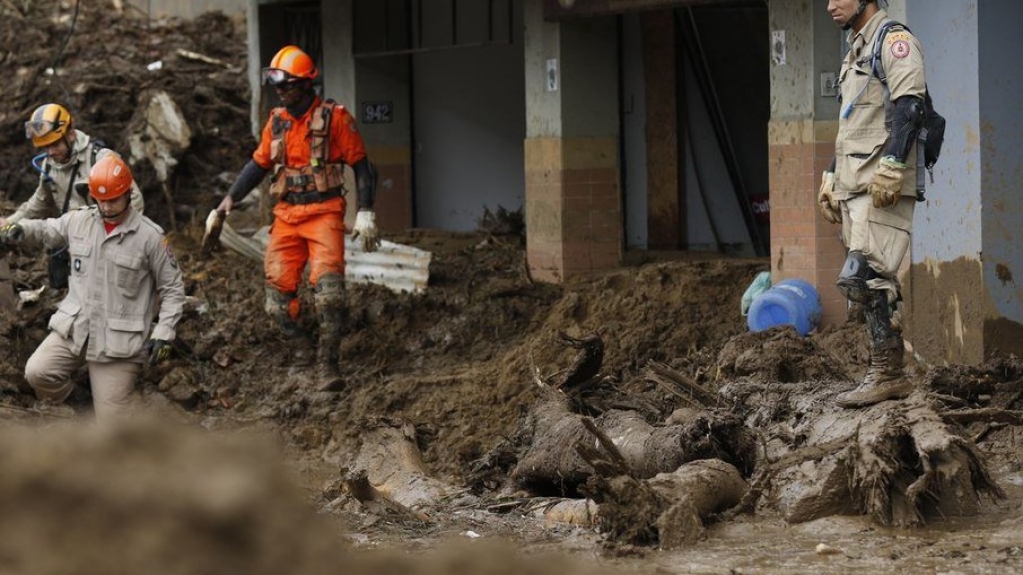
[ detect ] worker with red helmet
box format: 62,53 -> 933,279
0,155 -> 185,421
216,45 -> 379,392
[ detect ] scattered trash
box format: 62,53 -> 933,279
815,543 -> 842,555
747,278 -> 822,336
740,271 -> 772,316
17,285 -> 46,308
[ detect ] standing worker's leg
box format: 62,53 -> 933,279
265,218 -> 314,364
835,195 -> 915,408
306,210 -> 347,391
25,332 -> 84,405
88,360 -> 142,422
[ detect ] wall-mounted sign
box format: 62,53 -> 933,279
771,30 -> 786,66
546,59 -> 559,92
362,101 -> 393,124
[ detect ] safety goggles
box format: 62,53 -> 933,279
25,119 -> 64,140
261,67 -> 301,87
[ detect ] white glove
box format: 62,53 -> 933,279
352,209 -> 380,252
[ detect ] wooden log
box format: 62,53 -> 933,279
721,382 -> 1005,527
510,399 -> 755,495
583,459 -> 746,549
346,417 -> 464,512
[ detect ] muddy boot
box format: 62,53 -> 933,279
836,290 -> 913,408
846,301 -> 866,324
290,331 -> 316,367
313,273 -> 345,392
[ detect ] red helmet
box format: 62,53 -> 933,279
89,155 -> 134,201
262,45 -> 318,86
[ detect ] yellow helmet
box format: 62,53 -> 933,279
25,103 -> 73,148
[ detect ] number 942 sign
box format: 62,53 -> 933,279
362,101 -> 393,124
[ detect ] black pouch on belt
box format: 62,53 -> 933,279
47,245 -> 71,289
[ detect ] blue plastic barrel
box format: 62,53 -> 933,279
746,278 -> 822,336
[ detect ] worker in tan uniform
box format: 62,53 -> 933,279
0,155 -> 185,421
2,104 -> 145,289
818,0 -> 926,408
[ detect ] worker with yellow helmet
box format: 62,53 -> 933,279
2,103 -> 144,227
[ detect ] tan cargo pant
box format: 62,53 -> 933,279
25,332 -> 142,421
841,193 -> 916,304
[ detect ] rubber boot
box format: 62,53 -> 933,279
265,288 -> 313,366
835,290 -> 913,408
313,273 -> 345,392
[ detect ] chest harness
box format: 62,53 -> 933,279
268,100 -> 346,204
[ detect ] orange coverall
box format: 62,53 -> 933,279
252,96 -> 366,320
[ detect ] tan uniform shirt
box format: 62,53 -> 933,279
20,206 -> 185,363
8,130 -> 145,223
834,10 -> 926,200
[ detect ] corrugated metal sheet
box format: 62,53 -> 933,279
218,223 -> 431,294
344,237 -> 431,294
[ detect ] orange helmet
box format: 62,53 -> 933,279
89,155 -> 134,201
25,103 -> 73,148
261,45 -> 318,86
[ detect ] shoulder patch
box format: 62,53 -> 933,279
161,236 -> 179,269
887,31 -> 911,59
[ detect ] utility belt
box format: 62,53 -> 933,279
270,163 -> 345,200
281,188 -> 344,205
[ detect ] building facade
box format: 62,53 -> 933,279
239,0 -> 1021,365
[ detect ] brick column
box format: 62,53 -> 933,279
768,120 -> 847,327
525,136 -> 622,282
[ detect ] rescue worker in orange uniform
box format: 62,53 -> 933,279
216,45 -> 379,392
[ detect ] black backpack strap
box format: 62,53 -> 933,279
60,161 -> 81,215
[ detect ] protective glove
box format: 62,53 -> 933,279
817,171 -> 841,224
146,338 -> 172,366
352,209 -> 380,253
868,156 -> 906,209
0,223 -> 24,245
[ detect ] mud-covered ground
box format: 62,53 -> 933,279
1,3 -> 1022,574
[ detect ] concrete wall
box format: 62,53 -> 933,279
976,1 -> 1023,352
903,0 -> 1023,362
412,1 -> 525,230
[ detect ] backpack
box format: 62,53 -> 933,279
870,19 -> 946,195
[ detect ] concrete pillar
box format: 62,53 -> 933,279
321,0 -> 413,233
903,0 -> 1023,364
523,0 -> 622,283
